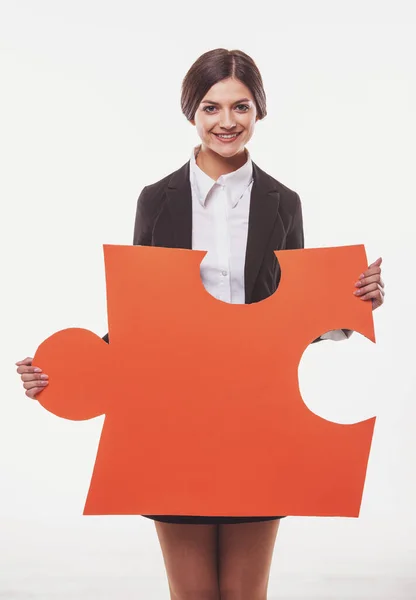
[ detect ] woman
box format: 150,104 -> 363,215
16,49 -> 385,600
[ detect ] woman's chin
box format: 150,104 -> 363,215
207,141 -> 246,158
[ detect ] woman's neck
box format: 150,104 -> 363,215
195,145 -> 247,181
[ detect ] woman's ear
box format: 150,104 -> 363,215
190,119 -> 195,126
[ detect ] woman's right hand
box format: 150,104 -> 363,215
16,357 -> 49,399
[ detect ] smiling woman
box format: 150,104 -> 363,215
16,47 -> 385,600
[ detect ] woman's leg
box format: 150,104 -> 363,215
154,521 -> 221,600
217,520 -> 280,600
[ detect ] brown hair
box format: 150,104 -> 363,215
181,48 -> 267,122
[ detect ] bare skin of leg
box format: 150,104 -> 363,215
154,521 -> 220,600
154,519 -> 280,600
218,520 -> 280,600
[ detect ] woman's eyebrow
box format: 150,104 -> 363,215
201,98 -> 252,105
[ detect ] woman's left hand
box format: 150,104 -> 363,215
354,257 -> 385,311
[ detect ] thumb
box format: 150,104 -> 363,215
369,256 -> 382,268
15,357 -> 33,366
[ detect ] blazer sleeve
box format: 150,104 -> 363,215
285,192 -> 305,251
102,187 -> 150,344
132,186 -> 152,245
286,193 -> 352,343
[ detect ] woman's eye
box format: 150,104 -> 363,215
203,106 -> 217,113
236,104 -> 249,112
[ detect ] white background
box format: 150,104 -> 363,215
1,1 -> 415,598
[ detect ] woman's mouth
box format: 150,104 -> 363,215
212,132 -> 242,143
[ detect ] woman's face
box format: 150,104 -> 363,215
191,77 -> 258,158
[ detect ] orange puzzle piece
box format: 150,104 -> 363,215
33,244 -> 376,517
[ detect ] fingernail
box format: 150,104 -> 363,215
34,368 -> 42,373
355,281 -> 361,287
40,374 -> 48,379
41,381 -> 48,386
359,274 -> 364,279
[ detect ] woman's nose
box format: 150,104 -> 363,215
219,111 -> 236,129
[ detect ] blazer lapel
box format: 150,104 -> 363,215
164,161 -> 193,250
244,162 -> 281,302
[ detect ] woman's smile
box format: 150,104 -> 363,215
212,131 -> 242,143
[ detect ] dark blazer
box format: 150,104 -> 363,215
102,159 -> 314,344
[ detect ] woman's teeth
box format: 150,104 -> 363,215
214,133 -> 241,140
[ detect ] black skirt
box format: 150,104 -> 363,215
142,515 -> 285,524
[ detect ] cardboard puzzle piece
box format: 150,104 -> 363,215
33,244 -> 376,517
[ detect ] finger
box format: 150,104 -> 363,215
25,387 -> 45,399
21,373 -> 48,383
23,380 -> 49,391
15,357 -> 34,366
355,274 -> 381,288
354,282 -> 384,297
359,288 -> 384,302
16,365 -> 43,375
359,267 -> 381,279
368,257 -> 382,269
354,282 -> 379,296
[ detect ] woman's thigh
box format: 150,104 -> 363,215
218,519 -> 280,600
154,521 -> 220,600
